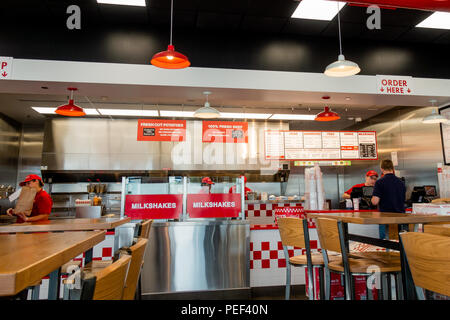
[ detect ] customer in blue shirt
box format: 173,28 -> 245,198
371,159 -> 406,239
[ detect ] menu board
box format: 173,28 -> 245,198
265,130 -> 285,159
440,106 -> 450,165
264,130 -> 378,161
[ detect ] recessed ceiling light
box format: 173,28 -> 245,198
291,0 -> 345,21
220,112 -> 272,120
98,109 -> 158,116
160,110 -> 195,117
416,12 -> 450,30
269,114 -> 316,121
345,97 -> 351,101
31,107 -> 99,115
97,0 -> 146,7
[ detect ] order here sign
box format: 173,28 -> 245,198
376,75 -> 413,95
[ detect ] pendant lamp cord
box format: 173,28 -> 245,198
170,0 -> 174,45
337,2 -> 343,55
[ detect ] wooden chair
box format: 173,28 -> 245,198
423,224 -> 450,237
134,219 -> 153,299
86,254 -> 132,300
138,219 -> 153,240
316,218 -> 402,300
277,217 -> 340,300
79,238 -> 149,300
121,238 -> 148,300
400,232 -> 450,299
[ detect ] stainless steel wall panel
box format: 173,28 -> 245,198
42,118 -> 288,172
345,107 -> 444,198
141,220 -> 250,294
0,114 -> 21,187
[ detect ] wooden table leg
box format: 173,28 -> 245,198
84,248 -> 93,265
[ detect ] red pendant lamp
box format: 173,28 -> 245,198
55,87 -> 86,117
151,0 -> 190,69
315,106 -> 340,121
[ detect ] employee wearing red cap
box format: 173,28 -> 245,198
6,174 -> 53,223
229,176 -> 252,200
199,177 -> 214,194
342,170 -> 379,199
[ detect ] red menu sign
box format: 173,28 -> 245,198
202,121 -> 248,143
125,194 -> 183,219
137,119 -> 186,141
187,193 -> 241,218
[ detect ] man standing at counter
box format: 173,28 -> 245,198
371,160 -> 406,239
6,174 -> 53,223
342,170 -> 379,199
229,176 -> 252,200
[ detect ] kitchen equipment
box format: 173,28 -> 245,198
75,206 -> 102,218
98,184 -> 107,194
247,192 -> 257,200
0,215 -> 17,225
87,184 -> 95,193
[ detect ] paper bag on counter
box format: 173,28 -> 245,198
14,186 -> 37,216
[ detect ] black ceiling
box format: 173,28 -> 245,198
1,0 -> 449,45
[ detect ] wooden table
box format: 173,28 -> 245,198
0,231 -> 105,297
424,223 -> 450,237
306,211 -> 450,300
0,217 -> 131,233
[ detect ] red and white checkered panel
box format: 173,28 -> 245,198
250,240 -> 320,270
35,232 -> 116,299
72,232 -> 115,267
246,202 -> 316,228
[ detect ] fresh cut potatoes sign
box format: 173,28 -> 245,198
376,75 -> 413,95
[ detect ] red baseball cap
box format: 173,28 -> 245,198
19,174 -> 43,187
201,177 -> 214,185
366,170 -> 379,178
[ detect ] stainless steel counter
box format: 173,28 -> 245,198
141,219 -> 250,295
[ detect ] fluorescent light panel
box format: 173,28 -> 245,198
270,114 -> 316,121
32,107 -> 99,115
97,0 -> 146,7
220,112 -> 272,120
160,110 -> 196,117
98,109 -> 159,116
291,0 -> 344,21
416,12 -> 450,30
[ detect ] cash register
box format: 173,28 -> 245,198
350,186 -> 377,210
408,185 -> 437,204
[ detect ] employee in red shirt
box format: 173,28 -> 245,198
342,170 -> 379,199
229,176 -> 252,199
6,174 -> 53,223
199,177 -> 214,194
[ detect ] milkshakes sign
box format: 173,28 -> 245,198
187,193 -> 241,218
125,194 -> 183,219
376,75 -> 413,95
